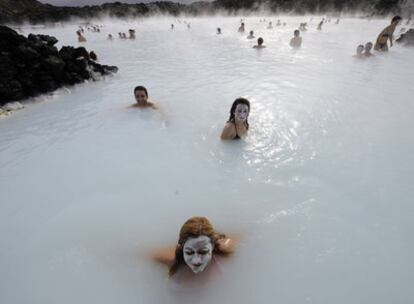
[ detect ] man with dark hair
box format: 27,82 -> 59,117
253,37 -> 266,49
131,86 -> 156,109
374,15 -> 402,51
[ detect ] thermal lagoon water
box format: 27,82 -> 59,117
1,16 -> 414,304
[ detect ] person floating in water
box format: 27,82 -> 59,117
253,37 -> 266,49
76,30 -> 86,42
217,27 -> 222,35
221,97 -> 250,140
267,21 -> 273,29
130,86 -> 157,109
290,30 -> 302,48
247,30 -> 255,39
107,34 -> 113,40
128,29 -> 136,39
171,24 -> 174,30
374,15 -> 402,51
238,22 -> 245,33
364,42 -> 374,57
276,19 -> 281,26
153,217 -> 236,278
353,44 -> 365,59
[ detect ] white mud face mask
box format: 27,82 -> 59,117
234,104 -> 249,123
183,235 -> 213,274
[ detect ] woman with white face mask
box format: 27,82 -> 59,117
153,217 -> 235,278
221,98 -> 250,140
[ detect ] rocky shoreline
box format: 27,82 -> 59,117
0,25 -> 118,114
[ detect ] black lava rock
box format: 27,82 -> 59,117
0,25 -> 118,106
397,29 -> 414,46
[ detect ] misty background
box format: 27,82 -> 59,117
39,0 -> 212,6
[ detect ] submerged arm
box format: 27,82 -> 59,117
153,247 -> 175,266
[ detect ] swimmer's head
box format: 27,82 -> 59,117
365,42 -> 373,52
169,217 -> 224,276
217,27 -> 221,33
241,22 -> 245,27
257,37 -> 264,45
391,15 -> 402,25
356,44 -> 364,54
249,30 -> 254,35
229,97 -> 250,127
294,29 -> 300,37
134,86 -> 148,104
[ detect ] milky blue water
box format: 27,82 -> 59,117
1,16 -> 413,304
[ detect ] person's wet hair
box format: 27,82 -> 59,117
134,86 -> 148,97
356,44 -> 364,54
294,29 -> 300,36
228,97 -> 250,129
257,37 -> 264,45
392,16 -> 402,24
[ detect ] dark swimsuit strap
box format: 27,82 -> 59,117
233,121 -> 244,140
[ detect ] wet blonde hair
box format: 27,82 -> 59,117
169,217 -> 225,276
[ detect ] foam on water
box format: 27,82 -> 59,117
1,16 -> 414,304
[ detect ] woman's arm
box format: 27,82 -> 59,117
153,247 -> 175,266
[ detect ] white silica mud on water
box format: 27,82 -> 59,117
1,16 -> 414,304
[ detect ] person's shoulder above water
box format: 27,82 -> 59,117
130,102 -> 157,109
152,217 -> 237,278
221,97 -> 250,140
253,37 -> 266,48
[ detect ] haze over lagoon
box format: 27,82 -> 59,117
1,12 -> 414,304
39,0 -> 212,6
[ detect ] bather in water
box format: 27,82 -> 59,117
76,30 -> 86,42
253,37 -> 266,49
290,30 -> 302,48
221,98 -> 250,140
247,30 -> 255,39
238,22 -> 245,33
130,86 -> 157,109
153,217 -> 235,280
353,45 -> 365,59
364,42 -> 374,57
374,15 -> 402,52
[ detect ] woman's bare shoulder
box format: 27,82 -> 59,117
216,235 -> 239,254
